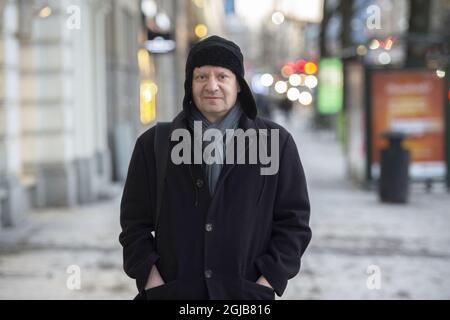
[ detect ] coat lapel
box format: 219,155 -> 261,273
167,111 -> 260,199
213,114 -> 259,194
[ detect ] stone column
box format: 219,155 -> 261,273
90,0 -> 113,198
0,0 -> 25,227
71,0 -> 100,204
154,0 -> 180,122
105,0 -> 141,182
19,0 -> 78,207
174,0 -> 189,112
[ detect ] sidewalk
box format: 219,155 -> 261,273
0,192 -> 136,299
279,109 -> 450,300
0,110 -> 449,299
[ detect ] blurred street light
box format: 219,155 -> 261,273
251,75 -> 268,94
384,38 -> 394,51
281,64 -> 294,78
304,62 -> 318,75
141,0 -> 157,18
155,12 -> 171,32
369,39 -> 380,50
378,52 -> 392,65
39,6 -> 52,18
194,24 -> 208,38
261,73 -> 274,87
299,91 -> 313,106
140,80 -> 158,124
287,88 -> 300,101
275,81 -> 288,94
272,12 -> 285,25
356,45 -> 367,56
281,64 -> 295,77
295,59 -> 306,73
305,75 -> 318,89
289,74 -> 301,86
143,88 -> 152,102
436,70 -> 446,79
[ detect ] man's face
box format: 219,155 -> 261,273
192,65 -> 241,123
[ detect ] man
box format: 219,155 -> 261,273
119,35 -> 312,300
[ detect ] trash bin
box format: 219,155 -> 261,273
378,131 -> 411,203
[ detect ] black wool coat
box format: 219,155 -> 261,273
119,111 -> 312,300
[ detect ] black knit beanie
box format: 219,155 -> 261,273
183,35 -> 257,119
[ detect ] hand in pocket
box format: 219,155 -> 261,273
145,265 -> 165,289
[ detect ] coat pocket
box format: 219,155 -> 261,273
144,280 -> 178,300
240,279 -> 275,300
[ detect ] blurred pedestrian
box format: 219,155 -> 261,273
255,93 -> 272,119
119,35 -> 311,300
279,96 -> 294,123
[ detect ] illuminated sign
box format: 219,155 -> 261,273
317,58 -> 343,114
371,70 -> 446,180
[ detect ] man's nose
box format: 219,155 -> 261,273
205,76 -> 219,92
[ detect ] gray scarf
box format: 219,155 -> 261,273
188,102 -> 243,194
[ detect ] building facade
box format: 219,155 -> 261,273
0,0 -> 145,228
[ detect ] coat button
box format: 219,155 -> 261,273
204,270 -> 213,279
205,223 -> 213,232
196,179 -> 204,188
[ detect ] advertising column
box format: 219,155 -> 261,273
371,70 -> 446,182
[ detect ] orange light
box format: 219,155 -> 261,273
304,62 -> 318,75
281,65 -> 295,77
384,38 -> 394,50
